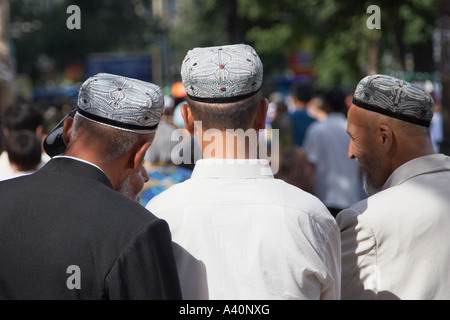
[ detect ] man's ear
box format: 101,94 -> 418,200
253,98 -> 269,131
181,103 -> 195,135
379,124 -> 394,154
62,116 -> 74,147
132,141 -> 151,170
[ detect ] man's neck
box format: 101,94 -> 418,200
198,129 -> 260,160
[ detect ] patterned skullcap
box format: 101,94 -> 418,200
77,73 -> 164,133
352,74 -> 435,127
43,73 -> 164,157
181,44 -> 263,103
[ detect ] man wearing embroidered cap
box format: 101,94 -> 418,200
338,74 -> 450,299
0,73 -> 182,300
146,44 -> 341,300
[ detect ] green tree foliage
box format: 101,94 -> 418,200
171,0 -> 436,88
10,0 -> 437,89
10,0 -> 157,82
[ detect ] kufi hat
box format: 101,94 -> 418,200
181,44 -> 263,103
77,73 -> 164,132
352,74 -> 435,127
43,73 -> 164,157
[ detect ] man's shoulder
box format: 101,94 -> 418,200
337,191 -> 392,231
146,178 -> 193,210
256,178 -> 338,227
275,178 -> 323,205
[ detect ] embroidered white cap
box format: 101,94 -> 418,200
44,73 -> 164,157
181,44 -> 263,103
77,73 -> 164,133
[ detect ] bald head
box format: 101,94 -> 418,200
347,104 -> 435,195
349,103 -> 431,138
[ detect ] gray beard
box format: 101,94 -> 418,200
119,175 -> 139,202
362,167 -> 382,196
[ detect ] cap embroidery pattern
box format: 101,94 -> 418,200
77,73 -> 164,132
181,44 -> 263,103
352,74 -> 434,127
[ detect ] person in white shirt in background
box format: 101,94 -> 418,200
303,87 -> 365,217
338,74 -> 450,300
146,43 -> 341,300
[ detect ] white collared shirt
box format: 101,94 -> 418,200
147,159 -> 341,300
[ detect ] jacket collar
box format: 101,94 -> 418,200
38,156 -> 113,189
382,154 -> 450,191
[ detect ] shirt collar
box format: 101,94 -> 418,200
191,159 -> 274,179
382,153 -> 450,190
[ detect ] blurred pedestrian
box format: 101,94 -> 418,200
0,73 -> 182,299
303,87 -> 364,217
4,130 -> 42,179
147,44 -> 341,300
0,103 -> 49,180
289,82 -> 317,147
271,97 -> 315,193
338,74 -> 450,299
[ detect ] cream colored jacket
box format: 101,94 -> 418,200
337,154 -> 450,300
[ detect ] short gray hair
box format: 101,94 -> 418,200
186,91 -> 262,131
70,114 -> 155,164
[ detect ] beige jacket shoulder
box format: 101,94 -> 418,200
337,154 -> 450,300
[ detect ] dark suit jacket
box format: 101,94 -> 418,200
0,157 -> 182,299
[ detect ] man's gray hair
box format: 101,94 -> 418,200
186,91 -> 263,131
70,114 -> 155,164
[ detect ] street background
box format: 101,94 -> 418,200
0,0 -> 448,154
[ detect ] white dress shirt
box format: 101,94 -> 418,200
338,154 -> 450,300
147,159 -> 341,300
303,113 -> 364,209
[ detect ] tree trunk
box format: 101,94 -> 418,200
225,0 -> 241,44
367,40 -> 379,75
